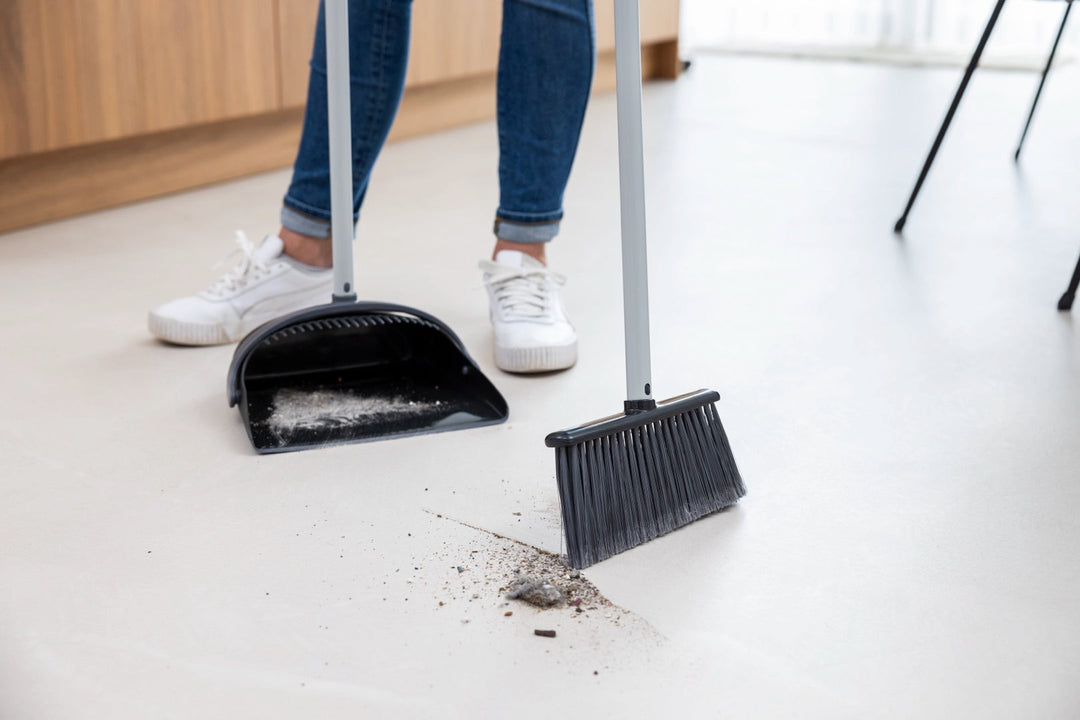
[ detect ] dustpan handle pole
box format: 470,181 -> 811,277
614,0 -> 653,404
326,0 -> 357,301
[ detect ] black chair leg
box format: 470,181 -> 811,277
1059,251 -> 1080,311
1015,0 -> 1073,162
894,0 -> 1008,234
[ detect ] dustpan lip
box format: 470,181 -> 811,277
249,410 -> 509,454
226,300 -> 489,408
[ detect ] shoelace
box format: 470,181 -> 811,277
208,231 -> 274,296
479,260 -> 566,320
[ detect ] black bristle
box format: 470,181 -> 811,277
547,390 -> 745,569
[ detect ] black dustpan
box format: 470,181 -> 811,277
227,301 -> 507,453
227,0 -> 507,454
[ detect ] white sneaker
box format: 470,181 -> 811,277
148,232 -> 333,346
480,250 -> 578,373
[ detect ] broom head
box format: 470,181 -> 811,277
545,389 -> 745,568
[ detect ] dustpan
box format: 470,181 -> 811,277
227,0 -> 507,454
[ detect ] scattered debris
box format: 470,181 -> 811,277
534,629 -> 557,638
412,512 -> 660,657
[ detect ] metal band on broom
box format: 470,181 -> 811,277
545,0 -> 746,569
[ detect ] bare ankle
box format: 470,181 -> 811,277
280,227 -> 333,268
493,239 -> 546,265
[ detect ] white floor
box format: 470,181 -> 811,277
3,55 -> 1080,719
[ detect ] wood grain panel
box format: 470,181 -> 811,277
277,0 -> 680,109
278,0 -> 503,101
13,0 -> 280,155
405,0 -> 502,86
0,0 -> 681,232
0,41 -> 680,234
407,0 -> 680,83
389,72 -> 495,141
278,0 -> 320,107
0,109 -> 304,234
0,2 -> 31,157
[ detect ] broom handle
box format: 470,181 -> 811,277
614,0 -> 653,405
326,0 -> 357,301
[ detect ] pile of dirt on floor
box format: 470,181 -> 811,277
418,519 -> 616,615
500,549 -> 609,612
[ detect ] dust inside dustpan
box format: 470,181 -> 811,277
227,301 -> 508,453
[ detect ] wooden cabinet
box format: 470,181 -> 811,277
277,0 -> 681,103
277,0 -> 320,108
1,0 -> 280,159
0,0 -> 680,233
279,0 -> 507,99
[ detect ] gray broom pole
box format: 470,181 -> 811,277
326,0 -> 357,302
614,0 -> 654,408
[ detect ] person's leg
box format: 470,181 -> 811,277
148,0 -> 412,346
281,0 -> 414,265
482,0 -> 594,372
493,0 -> 595,264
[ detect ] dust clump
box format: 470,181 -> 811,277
506,577 -> 563,607
266,388 -> 439,441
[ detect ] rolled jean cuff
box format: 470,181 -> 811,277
493,217 -> 561,244
281,203 -> 332,239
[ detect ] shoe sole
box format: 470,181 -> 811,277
495,342 -> 577,373
148,284 -> 333,346
147,313 -> 233,346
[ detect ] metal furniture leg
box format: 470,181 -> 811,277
894,0 -> 1008,234
1059,250 -> 1080,311
1015,0 -> 1073,162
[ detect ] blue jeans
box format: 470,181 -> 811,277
282,0 -> 595,245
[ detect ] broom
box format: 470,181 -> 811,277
545,0 -> 746,569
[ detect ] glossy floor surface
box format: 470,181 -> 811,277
3,55 -> 1079,718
